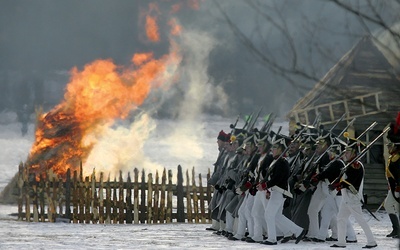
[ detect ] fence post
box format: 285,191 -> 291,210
160,168 -> 166,223
112,176 -> 118,224
192,167 -> 199,223
140,170 -> 146,223
166,169 -> 173,223
92,170 -> 99,224
84,176 -> 91,224
118,171 -> 124,224
134,168 -> 139,224
65,169 -> 71,220
186,169 -> 192,223
198,173 -> 206,223
72,170 -> 78,223
126,172 -> 133,224
153,171 -> 159,223
176,165 -> 185,222
99,172 -> 104,224
39,173 -> 45,222
206,168 -> 212,220
105,175 -> 111,224
147,173 -> 153,224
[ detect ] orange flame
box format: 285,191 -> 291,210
25,0 -> 203,180
27,50 -> 181,179
168,18 -> 182,36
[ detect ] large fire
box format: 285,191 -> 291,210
25,1 -> 201,179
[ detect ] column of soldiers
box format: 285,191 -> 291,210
206,112 -> 400,248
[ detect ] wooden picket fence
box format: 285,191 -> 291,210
17,164 -> 213,224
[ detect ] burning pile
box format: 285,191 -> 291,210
24,1 -> 201,179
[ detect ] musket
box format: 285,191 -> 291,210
248,107 -> 263,131
329,113 -> 346,133
242,112 -> 254,130
313,113 -> 322,127
330,126 -> 391,185
260,113 -> 274,132
229,113 -> 241,130
262,114 -> 276,133
356,121 -> 378,140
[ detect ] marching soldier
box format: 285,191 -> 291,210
330,137 -> 377,249
385,113 -> 400,239
247,131 -> 274,243
228,134 -> 260,241
291,133 -> 317,230
258,133 -> 306,245
206,130 -> 230,231
304,129 -> 334,241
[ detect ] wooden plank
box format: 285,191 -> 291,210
159,169 -> 166,224
105,175 -> 111,224
72,170 -> 78,223
198,173 -> 206,223
133,168 -> 139,224
92,170 -> 99,224
153,171 -> 159,223
99,172 -> 104,224
65,169 -> 71,220
112,176 -> 118,224
192,168 -> 199,223
166,169 -> 173,223
147,173 -> 153,224
186,169 -> 192,223
176,165 -> 185,222
125,172 -> 133,224
85,176 -> 91,224
118,171 -> 124,224
140,170 -> 146,224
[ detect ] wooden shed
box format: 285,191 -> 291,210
286,35 -> 400,207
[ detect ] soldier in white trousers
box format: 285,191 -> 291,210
258,133 -> 306,245
330,137 -> 377,249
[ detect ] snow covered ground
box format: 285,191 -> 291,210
0,112 -> 398,249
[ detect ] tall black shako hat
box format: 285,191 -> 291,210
270,131 -> 291,149
315,125 -> 335,146
387,112 -> 400,144
255,130 -> 272,147
300,133 -> 318,150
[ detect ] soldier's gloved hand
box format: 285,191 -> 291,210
298,183 -> 307,192
235,187 -> 243,195
219,186 -> 227,194
395,186 -> 400,198
214,184 -> 220,190
328,182 -> 340,191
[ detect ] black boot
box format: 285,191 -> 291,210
386,213 -> 399,238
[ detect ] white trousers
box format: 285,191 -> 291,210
265,190 -> 303,243
337,189 -> 376,246
329,195 -> 357,241
233,192 -> 255,239
307,181 -> 328,238
251,190 -> 269,242
316,193 -> 356,241
385,190 -> 399,215
225,211 -> 234,233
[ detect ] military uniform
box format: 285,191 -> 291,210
384,115 -> 400,238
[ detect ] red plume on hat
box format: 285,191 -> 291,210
395,112 -> 400,134
387,112 -> 400,143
